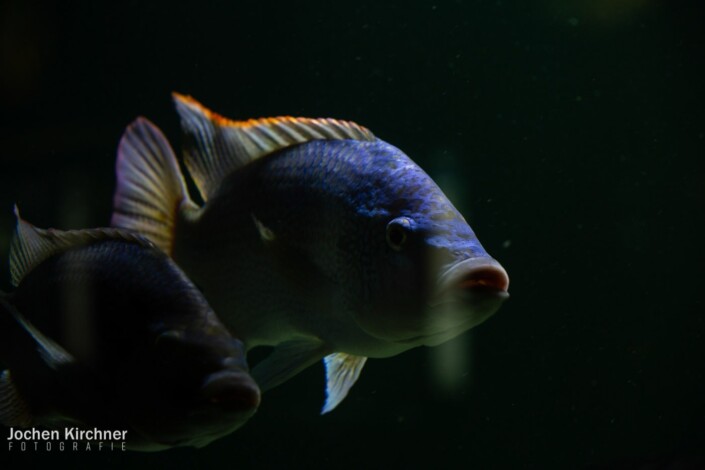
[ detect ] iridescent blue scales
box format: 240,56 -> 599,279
259,138 -> 487,255
110,94 -> 510,414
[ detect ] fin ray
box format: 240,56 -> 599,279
10,207 -> 153,286
322,353 -> 367,414
0,295 -> 76,369
111,117 -> 197,255
173,93 -> 376,202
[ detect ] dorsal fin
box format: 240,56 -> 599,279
111,117 -> 197,255
10,207 -> 154,287
173,93 -> 376,202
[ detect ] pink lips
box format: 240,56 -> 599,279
456,265 -> 510,293
438,256 -> 510,300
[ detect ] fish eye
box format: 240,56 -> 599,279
386,217 -> 413,251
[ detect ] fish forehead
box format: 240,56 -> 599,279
259,139 -> 484,254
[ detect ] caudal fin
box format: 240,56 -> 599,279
111,117 -> 198,255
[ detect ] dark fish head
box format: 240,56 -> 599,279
118,247 -> 261,448
129,326 -> 260,449
1,217 -> 259,450
345,141 -> 510,347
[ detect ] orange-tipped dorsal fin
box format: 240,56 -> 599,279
172,93 -> 376,202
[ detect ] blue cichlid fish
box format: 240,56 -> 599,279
0,210 -> 260,450
111,94 -> 509,413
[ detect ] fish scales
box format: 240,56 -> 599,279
111,95 -> 510,413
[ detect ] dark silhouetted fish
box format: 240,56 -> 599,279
111,95 -> 509,413
0,210 -> 260,450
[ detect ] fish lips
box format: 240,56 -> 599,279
200,369 -> 261,413
135,369 -> 261,449
379,257 -> 509,347
423,257 -> 510,331
434,256 -> 509,305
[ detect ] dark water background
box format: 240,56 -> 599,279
1,0 -> 703,468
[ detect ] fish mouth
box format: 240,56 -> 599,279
432,256 -> 510,307
200,370 -> 261,413
395,257 -> 509,346
392,258 -> 509,347
128,371 -> 260,450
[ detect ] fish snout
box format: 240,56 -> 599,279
201,370 -> 261,413
455,260 -> 509,295
436,256 -> 510,305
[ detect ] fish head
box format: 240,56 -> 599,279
130,321 -> 260,448
348,142 -> 510,348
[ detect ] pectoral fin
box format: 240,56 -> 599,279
0,298 -> 76,427
321,353 -> 367,414
251,340 -> 329,392
0,296 -> 75,370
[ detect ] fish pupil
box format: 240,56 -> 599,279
386,220 -> 409,251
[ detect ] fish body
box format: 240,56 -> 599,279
0,213 -> 260,450
175,139 -> 498,355
112,95 -> 509,412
